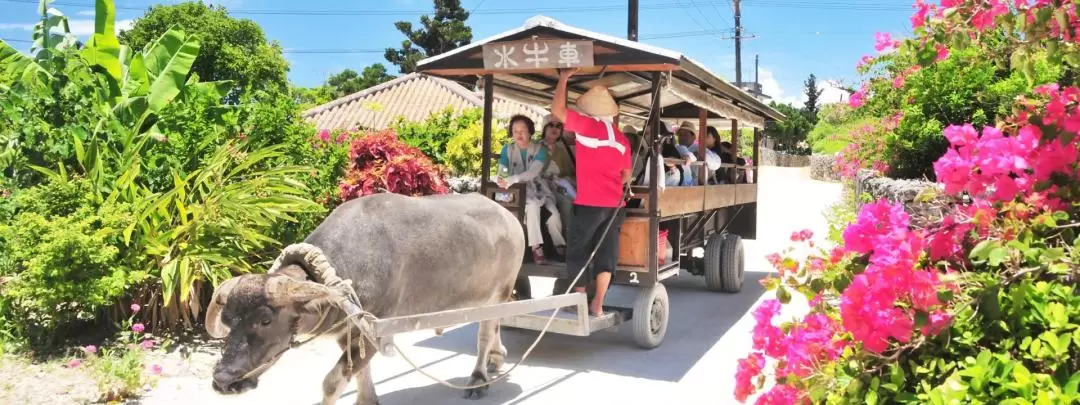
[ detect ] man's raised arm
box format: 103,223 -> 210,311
551,68 -> 578,123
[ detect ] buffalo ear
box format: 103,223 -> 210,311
205,277 -> 243,339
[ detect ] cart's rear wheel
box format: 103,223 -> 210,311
631,283 -> 669,349
704,233 -> 726,291
720,234 -> 745,293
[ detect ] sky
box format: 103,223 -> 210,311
0,0 -> 918,107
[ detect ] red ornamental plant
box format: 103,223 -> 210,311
338,129 -> 449,200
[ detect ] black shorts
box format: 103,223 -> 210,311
565,204 -> 627,288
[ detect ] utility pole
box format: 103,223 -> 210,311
734,0 -> 742,85
754,54 -> 760,99
628,0 -> 639,41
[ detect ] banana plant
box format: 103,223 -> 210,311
31,0 -> 78,59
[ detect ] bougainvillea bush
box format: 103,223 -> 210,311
832,2 -> 1063,181
338,129 -> 450,200
738,1 -> 1080,403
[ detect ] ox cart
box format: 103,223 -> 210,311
387,15 -> 786,350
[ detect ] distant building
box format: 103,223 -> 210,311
302,73 -> 548,131
735,82 -> 771,103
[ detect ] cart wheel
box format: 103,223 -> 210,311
703,233 -> 726,292
631,283 -> 669,349
552,278 -> 573,296
720,234 -> 745,293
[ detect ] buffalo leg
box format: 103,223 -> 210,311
463,319 -> 499,399
487,324 -> 506,374
323,336 -> 377,405
354,361 -> 379,405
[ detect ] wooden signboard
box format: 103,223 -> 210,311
481,38 -> 595,71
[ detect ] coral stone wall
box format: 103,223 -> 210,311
760,147 -> 811,167
810,153 -> 841,182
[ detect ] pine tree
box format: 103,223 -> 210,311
384,0 -> 473,74
802,73 -> 825,123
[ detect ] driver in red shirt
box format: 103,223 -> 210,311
551,68 -> 633,317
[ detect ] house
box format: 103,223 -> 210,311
301,72 -> 549,131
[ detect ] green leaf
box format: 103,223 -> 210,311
988,247 -> 1008,267
776,285 -> 792,304
186,80 -> 235,100
971,239 -> 995,261
866,389 -> 879,405
0,40 -> 53,93
1064,371 -> 1080,396
142,28 -> 201,113
121,52 -> 149,97
891,365 -> 907,388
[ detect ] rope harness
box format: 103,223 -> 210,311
257,80 -> 662,392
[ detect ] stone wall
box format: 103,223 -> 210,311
759,147 -> 811,167
810,153 -> 841,182
855,169 -> 950,227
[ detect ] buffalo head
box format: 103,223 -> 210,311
204,266 -> 337,394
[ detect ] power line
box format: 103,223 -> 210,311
0,0 -> 781,16
0,0 -> 913,16
1,29 -> 737,55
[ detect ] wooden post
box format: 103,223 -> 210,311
697,107 -> 707,185
647,72 -> 662,273
752,127 -> 761,183
481,74 -> 494,190
730,119 -> 740,184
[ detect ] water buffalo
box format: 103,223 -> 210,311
204,192 -> 526,404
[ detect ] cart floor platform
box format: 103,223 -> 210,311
500,304 -> 627,336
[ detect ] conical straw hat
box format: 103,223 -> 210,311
575,85 -> 619,117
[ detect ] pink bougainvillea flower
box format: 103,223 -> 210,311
790,229 -> 814,242
130,303 -> 141,313
874,32 -> 897,52
67,359 -> 82,368
856,55 -> 874,69
935,43 -> 950,61
131,323 -> 145,333
318,129 -> 331,143
734,352 -> 765,401
754,383 -> 807,405
83,345 -> 97,354
150,364 -> 163,375
849,90 -> 866,108
140,339 -> 155,350
911,0 -> 932,28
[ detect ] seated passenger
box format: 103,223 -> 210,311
539,114 -> 577,235
659,124 -> 693,186
496,114 -> 566,264
676,121 -> 724,184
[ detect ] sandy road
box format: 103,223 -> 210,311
139,166 -> 842,405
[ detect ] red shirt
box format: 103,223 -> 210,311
563,109 -> 632,208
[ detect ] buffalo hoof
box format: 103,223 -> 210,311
461,370 -> 489,399
212,377 -> 258,395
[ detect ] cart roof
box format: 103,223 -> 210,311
415,15 -> 785,129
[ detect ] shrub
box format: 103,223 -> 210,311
339,129 -> 449,200
736,1 -> 1080,403
0,178 -> 146,348
393,106 -> 481,166
443,120 -> 509,176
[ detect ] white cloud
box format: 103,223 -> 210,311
0,23 -> 34,31
0,19 -> 132,36
60,18 -> 134,36
756,68 -> 851,108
